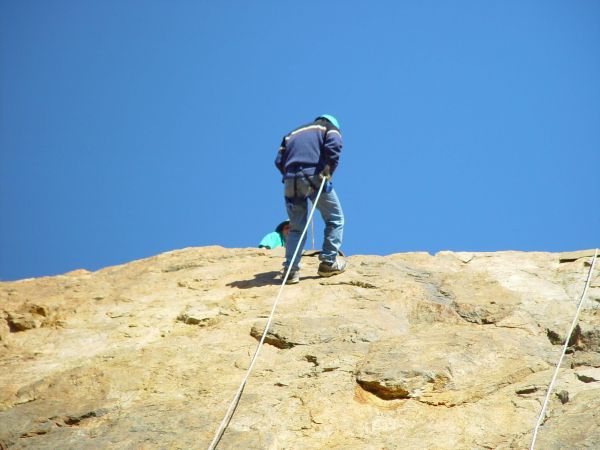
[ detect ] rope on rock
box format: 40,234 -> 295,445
207,177 -> 327,450
530,248 -> 598,450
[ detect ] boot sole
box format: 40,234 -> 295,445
317,269 -> 345,277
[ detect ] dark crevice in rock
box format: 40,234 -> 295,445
546,329 -> 562,345
20,430 -> 49,438
452,306 -> 499,325
250,327 -> 296,349
356,379 -> 410,400
556,390 -> 569,404
515,387 -> 539,395
16,409 -> 109,441
304,355 -> 318,366
6,320 -> 20,333
264,336 -> 296,349
576,373 -> 599,383
60,408 -> 110,427
546,325 -> 580,347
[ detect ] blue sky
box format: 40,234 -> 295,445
1,1 -> 598,280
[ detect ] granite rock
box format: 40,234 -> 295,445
0,247 -> 599,449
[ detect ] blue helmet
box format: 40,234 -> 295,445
317,114 -> 340,129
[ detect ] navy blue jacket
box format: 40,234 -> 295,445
275,118 -> 343,179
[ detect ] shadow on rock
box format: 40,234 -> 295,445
227,271 -> 281,289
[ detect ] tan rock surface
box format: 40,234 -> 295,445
1,246 -> 599,449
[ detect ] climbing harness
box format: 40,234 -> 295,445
207,177 -> 328,450
529,248 -> 598,450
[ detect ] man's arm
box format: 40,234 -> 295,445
274,137 -> 286,175
321,127 -> 343,175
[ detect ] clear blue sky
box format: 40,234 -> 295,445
1,1 -> 598,281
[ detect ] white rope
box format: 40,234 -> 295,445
530,248 -> 598,450
207,177 -> 327,450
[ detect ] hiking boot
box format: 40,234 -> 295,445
317,258 -> 347,277
285,269 -> 300,284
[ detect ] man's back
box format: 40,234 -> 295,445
275,118 -> 342,179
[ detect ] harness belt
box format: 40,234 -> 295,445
289,167 -> 319,198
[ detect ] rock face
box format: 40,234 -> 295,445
0,246 -> 599,449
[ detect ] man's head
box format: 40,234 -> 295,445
276,220 -> 290,238
316,114 -> 340,129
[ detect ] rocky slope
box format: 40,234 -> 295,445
1,247 -> 599,449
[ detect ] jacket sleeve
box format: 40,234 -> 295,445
321,127 -> 343,175
274,137 -> 286,175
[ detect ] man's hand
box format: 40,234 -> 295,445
319,165 -> 331,181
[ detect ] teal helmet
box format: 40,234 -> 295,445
316,114 -> 340,129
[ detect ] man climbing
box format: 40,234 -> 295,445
275,114 -> 346,284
